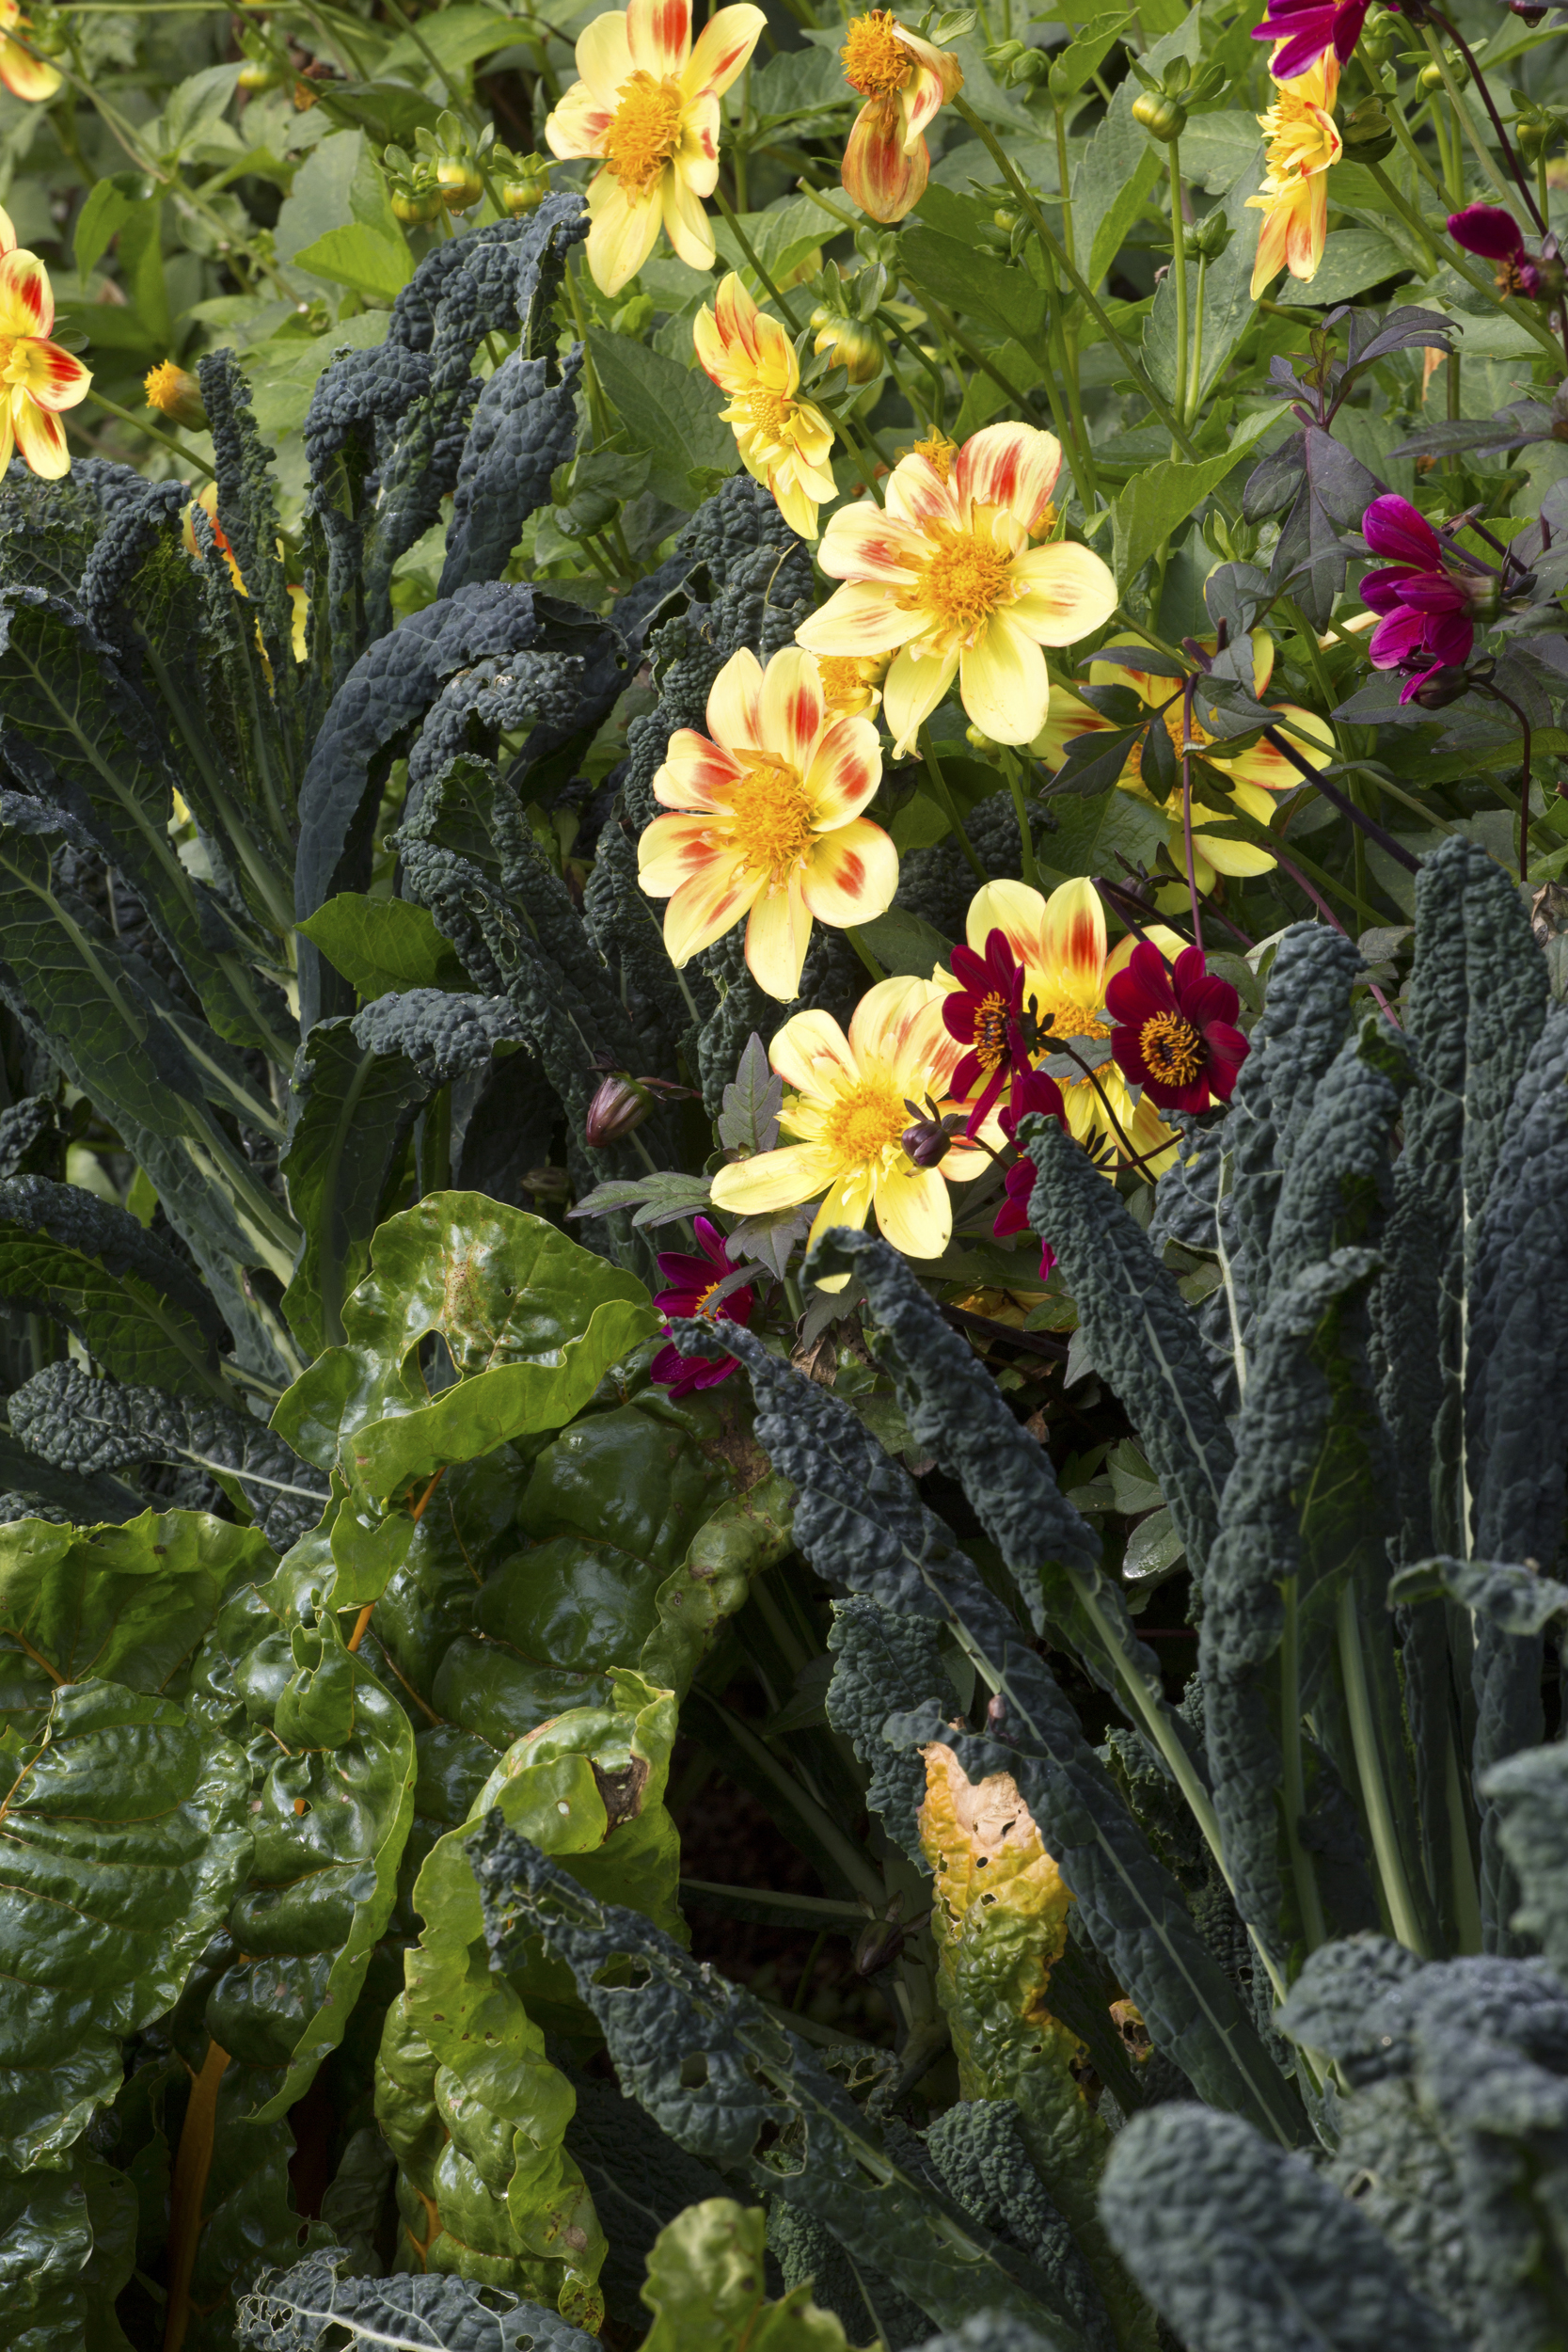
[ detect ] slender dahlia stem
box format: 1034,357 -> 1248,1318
1426,5 -> 1546,230
1166,135 -> 1190,445
1180,676 -> 1205,955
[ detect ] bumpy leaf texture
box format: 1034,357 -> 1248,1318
0,1171 -> 227,1394
236,2246 -> 600,2351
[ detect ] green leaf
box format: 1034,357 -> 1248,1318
717,1033 -> 783,1157
1142,145 -> 1262,411
0,1504 -> 273,1732
1073,78 -> 1164,289
712,195 -> 828,291
1112,452 -> 1241,589
571,1171 -> 714,1233
300,894 -> 469,997
160,62 -> 243,159
0,1174 -> 229,1396
899,189 -> 1048,342
748,45 -> 849,126
584,328 -> 736,511
237,2248 -> 601,2351
293,222 -> 414,304
381,3 -> 531,74
1275,226 -> 1411,308
0,1677 -> 251,2168
380,1673 -> 685,2330
0,2147 -> 137,2351
272,1195 -> 658,1572
72,175 -> 135,277
1050,9 -> 1131,92
641,2200 -> 852,2351
854,906 -> 953,976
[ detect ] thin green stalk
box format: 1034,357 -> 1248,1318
81,391 -> 215,481
1337,1581 -> 1431,1958
1418,26 -> 1517,210
1442,1724 -> 1484,1955
1053,100 -> 1076,273
1000,751 -> 1038,888
846,926 -> 888,982
876,306 -> 946,431
710,183 -> 800,328
918,727 -> 987,882
699,1693 -> 888,1907
1166,135 -> 1189,446
1186,254 -> 1207,424
1281,1576 -> 1328,1952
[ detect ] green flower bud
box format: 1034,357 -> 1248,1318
1132,90 -> 1188,141
1339,98 -> 1396,163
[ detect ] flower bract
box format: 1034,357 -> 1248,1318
648,1216 -> 754,1396
638,644 -> 896,1001
1106,942 -> 1249,1113
545,0 -> 767,294
0,248 -> 90,478
1246,57 -> 1343,297
839,10 -> 963,224
694,273 -> 837,541
708,974 -> 985,1270
795,421 -> 1117,757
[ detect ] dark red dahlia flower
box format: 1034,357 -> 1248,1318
942,927 -> 1032,1138
648,1216 -> 754,1398
1105,944 -> 1248,1114
1358,493 -> 1486,705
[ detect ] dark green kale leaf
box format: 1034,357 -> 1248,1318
236,2243 -> 599,2350
0,1172 -> 228,1394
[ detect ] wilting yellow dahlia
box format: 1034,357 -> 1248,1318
940,877 -> 1180,1165
1034,639 -> 1334,892
839,9 -> 963,225
0,0 -> 59,102
795,422 -> 1117,759
638,644 -> 897,1001
545,0 -> 767,295
0,247 -> 90,478
1247,56 -> 1342,298
709,974 -> 986,1263
694,274 -> 837,541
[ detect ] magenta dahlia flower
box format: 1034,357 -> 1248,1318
1447,204 -> 1542,299
648,1216 -> 755,1398
942,926 -> 1034,1138
1250,0 -> 1370,78
1106,945 -> 1248,1115
1358,494 -> 1486,704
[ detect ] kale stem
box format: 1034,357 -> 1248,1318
1281,1576 -> 1328,1952
1338,1582 -> 1431,1958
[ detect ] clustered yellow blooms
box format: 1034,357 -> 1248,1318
1248,51 -> 1342,296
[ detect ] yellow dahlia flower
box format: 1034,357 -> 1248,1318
794,422 -> 1117,759
942,877 -> 1179,1166
840,9 -> 963,225
0,0 -> 60,102
545,0 -> 767,296
708,974 -> 987,1264
638,644 -> 897,1001
694,273 -> 837,541
1034,639 -> 1334,893
1247,57 -> 1343,299
814,651 -> 888,719
0,247 -> 90,478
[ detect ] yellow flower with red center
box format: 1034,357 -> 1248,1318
940,876 -> 1180,1166
795,421 -> 1118,759
544,0 -> 767,295
709,973 -> 986,1265
0,0 -> 60,102
638,644 -> 897,1001
0,246 -> 90,479
1033,638 -> 1334,895
1246,56 -> 1342,298
839,9 -> 963,225
694,274 -> 837,541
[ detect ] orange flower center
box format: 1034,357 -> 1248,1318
694,1279 -> 722,1316
911,429 -> 957,483
1138,1011 -> 1203,1087
1032,985 -> 1110,1042
842,10 -> 912,97
742,385 -> 796,443
723,753 -> 816,877
603,71 -> 685,198
972,990 -> 1010,1069
822,1074 -> 909,1164
916,530 -> 1013,641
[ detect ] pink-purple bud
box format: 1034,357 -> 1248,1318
584,1073 -> 653,1147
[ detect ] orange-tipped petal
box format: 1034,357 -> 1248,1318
0,40 -> 61,101
545,79 -> 614,158
796,580 -> 927,660
655,728 -> 742,809
899,47 -> 953,144
770,1007 -> 859,1102
675,91 -> 721,198
799,818 -> 898,928
958,613 -> 1048,746
705,646 -> 766,754
663,850 -> 758,965
1031,682 -> 1117,768
1039,875 -> 1107,995
843,95 -> 927,224
1007,541 -> 1119,646
626,0 -> 689,75
884,449 -> 962,534
684,1 -> 766,96
954,421 -> 1062,535
816,498 -> 927,584
965,878 -> 1045,965
573,10 -> 634,106
0,204 -> 14,255
1218,703 -> 1333,790
12,337 -> 88,411
638,809 -> 727,896
847,971 -> 938,1073
11,388 -> 68,478
745,872 -> 814,1000
0,246 -> 53,338
805,1164 -> 879,1270
757,644 -> 826,775
804,712 -> 882,826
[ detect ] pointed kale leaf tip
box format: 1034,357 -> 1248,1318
469,1823 -> 1065,2339
1021,1118 -> 1234,1587
671,1317 -> 1305,2145
236,2244 -> 600,2350
1099,2103 -> 1464,2352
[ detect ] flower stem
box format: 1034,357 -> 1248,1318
1180,678 -> 1204,954
846,925 -> 888,982
711,184 -> 802,330
82,389 -> 216,481
1418,25 -> 1519,215
1001,750 -> 1039,890
919,726 -> 988,882
1426,4 -> 1546,231
1166,135 -> 1189,446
